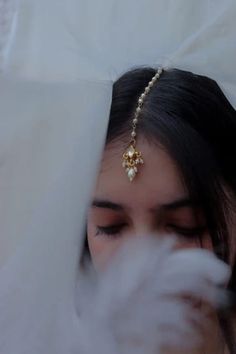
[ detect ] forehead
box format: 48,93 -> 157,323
94,138 -> 187,209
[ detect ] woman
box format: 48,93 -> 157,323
85,67 -> 236,353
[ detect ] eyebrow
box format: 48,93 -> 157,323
91,197 -> 199,212
161,198 -> 199,210
92,199 -> 124,211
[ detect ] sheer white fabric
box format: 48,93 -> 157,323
0,0 -> 235,353
5,0 -> 236,107
0,0 -> 18,71
0,78 -> 112,354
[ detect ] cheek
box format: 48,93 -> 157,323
201,233 -> 214,251
87,224 -> 127,271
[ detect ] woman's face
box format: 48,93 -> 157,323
87,137 -> 210,271
86,136 -> 230,353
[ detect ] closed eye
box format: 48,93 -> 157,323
167,224 -> 207,237
95,223 -> 207,239
95,223 -> 127,237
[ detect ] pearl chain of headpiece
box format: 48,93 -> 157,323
122,67 -> 163,181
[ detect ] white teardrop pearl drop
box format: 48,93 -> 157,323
128,168 -> 136,181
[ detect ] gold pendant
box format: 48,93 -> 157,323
122,145 -> 144,181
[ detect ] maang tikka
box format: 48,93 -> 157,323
122,67 -> 163,182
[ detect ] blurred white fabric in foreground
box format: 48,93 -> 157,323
0,78 -> 112,353
78,238 -> 230,354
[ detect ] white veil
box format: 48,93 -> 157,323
0,0 -> 236,353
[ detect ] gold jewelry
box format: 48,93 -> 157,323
122,68 -> 163,181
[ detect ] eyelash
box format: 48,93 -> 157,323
95,224 -> 207,238
96,224 -> 126,238
166,224 -> 207,237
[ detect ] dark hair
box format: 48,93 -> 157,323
107,67 -> 236,352
84,67 -> 236,352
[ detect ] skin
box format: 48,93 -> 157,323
87,136 -> 229,353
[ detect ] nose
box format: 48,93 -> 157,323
132,223 -> 164,240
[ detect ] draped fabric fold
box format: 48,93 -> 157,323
0,78 -> 112,353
